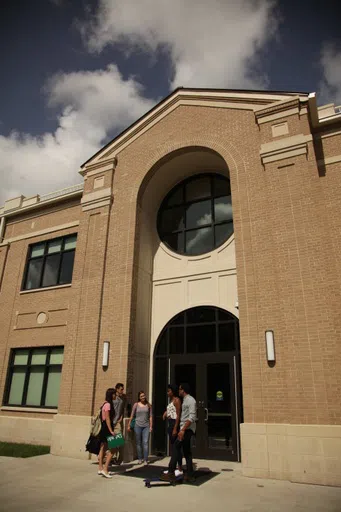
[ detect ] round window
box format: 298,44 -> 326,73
157,174 -> 233,256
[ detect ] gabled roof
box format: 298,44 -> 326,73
80,86 -> 310,172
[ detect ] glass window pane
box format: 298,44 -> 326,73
50,347 -> 64,365
42,254 -> 60,287
186,307 -> 215,324
156,330 -> 167,356
48,239 -> 62,254
185,200 -> 212,229
8,369 -> 26,405
159,207 -> 184,233
218,310 -> 234,322
185,227 -> 213,255
31,348 -> 48,365
186,177 -> 211,202
162,232 -> 184,253
25,258 -> 43,290
59,251 -> 75,285
169,327 -> 184,354
169,312 -> 185,325
31,243 -> 45,258
215,223 -> 234,248
13,349 -> 29,365
186,324 -> 216,353
214,196 -> 233,223
219,323 -> 236,352
45,368 -> 62,407
26,368 -> 44,406
213,176 -> 231,198
64,235 -> 77,251
167,186 -> 184,207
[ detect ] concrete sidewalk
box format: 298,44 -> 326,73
0,454 -> 340,512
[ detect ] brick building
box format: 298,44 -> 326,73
0,88 -> 340,486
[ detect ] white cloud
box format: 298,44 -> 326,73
320,44 -> 341,105
79,0 -> 279,89
0,65 -> 154,205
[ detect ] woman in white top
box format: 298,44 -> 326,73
163,384 -> 183,474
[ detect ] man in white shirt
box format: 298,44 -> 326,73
161,382 -> 196,482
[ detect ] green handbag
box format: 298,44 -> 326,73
107,432 -> 125,449
130,418 -> 136,430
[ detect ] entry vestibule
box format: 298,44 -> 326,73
152,306 -> 242,461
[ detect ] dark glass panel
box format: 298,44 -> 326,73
186,307 -> 215,324
213,175 -> 231,198
42,254 -> 60,287
162,232 -> 184,253
215,223 -> 234,248
156,330 -> 167,356
214,196 -> 233,223
167,186 -> 184,207
185,200 -> 212,229
159,206 -> 184,233
25,258 -> 43,289
186,324 -> 216,353
218,323 -> 236,352
153,357 -> 168,454
186,176 -> 211,202
218,310 -> 234,322
59,251 -> 75,285
185,227 -> 213,255
169,312 -> 185,325
169,327 -> 184,354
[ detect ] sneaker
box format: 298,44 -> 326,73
143,460 -> 149,466
160,472 -> 176,482
163,470 -> 169,474
138,460 -> 143,465
175,469 -> 183,477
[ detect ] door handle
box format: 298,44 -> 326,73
204,408 -> 208,422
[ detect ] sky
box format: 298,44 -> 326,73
0,0 -> 340,206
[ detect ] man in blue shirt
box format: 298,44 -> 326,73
161,382 -> 196,482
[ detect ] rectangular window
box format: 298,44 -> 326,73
23,234 -> 77,290
4,347 -> 64,409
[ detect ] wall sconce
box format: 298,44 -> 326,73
265,330 -> 275,363
102,341 -> 110,367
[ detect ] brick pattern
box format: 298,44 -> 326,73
0,101 -> 340,429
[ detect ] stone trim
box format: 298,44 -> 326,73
81,187 -> 113,211
0,221 -> 79,246
260,134 -> 312,164
315,128 -> 341,140
20,283 -> 72,295
254,97 -> 303,125
318,154 -> 341,168
1,406 -> 57,414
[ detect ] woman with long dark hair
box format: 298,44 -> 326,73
163,384 -> 183,475
98,388 -> 116,478
128,391 -> 153,465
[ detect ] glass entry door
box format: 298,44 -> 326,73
171,354 -> 239,461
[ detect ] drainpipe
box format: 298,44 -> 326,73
0,216 -> 5,243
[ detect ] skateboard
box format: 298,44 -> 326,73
143,475 -> 184,488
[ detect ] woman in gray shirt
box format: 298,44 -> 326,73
128,391 -> 153,465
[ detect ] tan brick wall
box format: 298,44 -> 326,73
0,101 -> 340,434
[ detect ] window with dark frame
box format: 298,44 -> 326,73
23,234 -> 77,291
157,174 -> 233,256
4,347 -> 64,409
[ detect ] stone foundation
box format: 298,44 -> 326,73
241,423 -> 341,487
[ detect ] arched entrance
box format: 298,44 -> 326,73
153,306 -> 242,461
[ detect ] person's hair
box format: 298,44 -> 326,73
138,390 -> 151,407
167,384 -> 178,397
179,383 -> 191,395
115,382 -> 124,390
104,388 -> 116,421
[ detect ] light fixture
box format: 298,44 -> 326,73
102,341 -> 110,367
265,330 -> 275,362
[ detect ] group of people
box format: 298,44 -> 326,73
96,382 -> 197,482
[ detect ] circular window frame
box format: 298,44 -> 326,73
157,172 -> 233,257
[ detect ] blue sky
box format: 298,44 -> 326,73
0,0 -> 340,204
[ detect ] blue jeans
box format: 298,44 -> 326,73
134,425 -> 150,461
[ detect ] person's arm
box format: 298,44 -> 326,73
128,403 -> 137,431
173,398 -> 181,435
105,406 -> 114,436
178,398 -> 196,440
149,404 -> 153,432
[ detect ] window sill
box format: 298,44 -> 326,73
20,283 -> 72,294
1,406 -> 58,414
